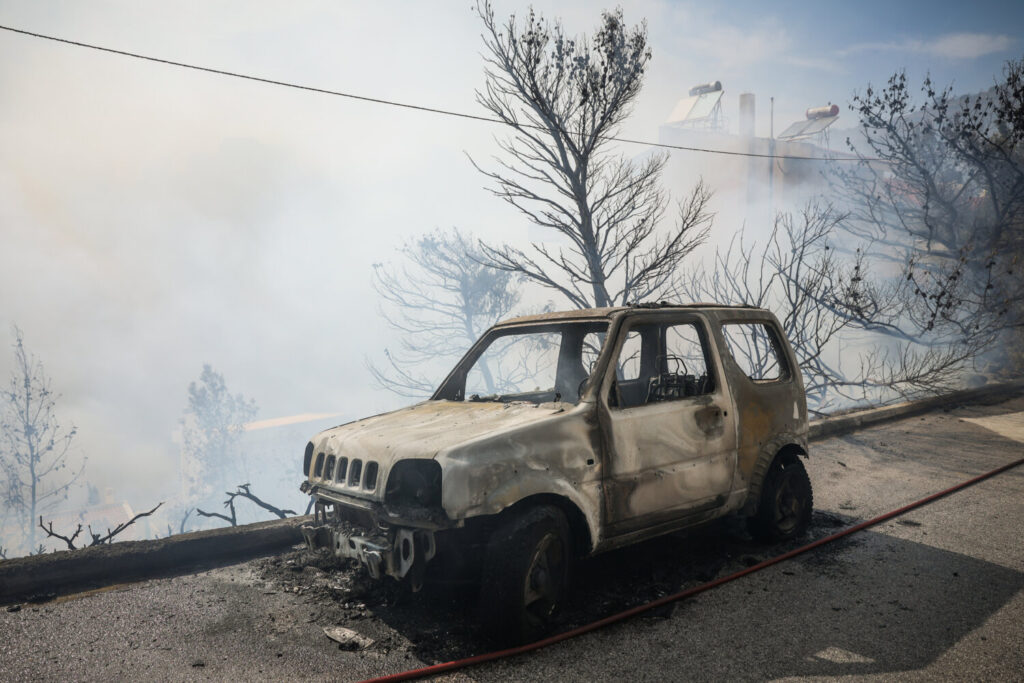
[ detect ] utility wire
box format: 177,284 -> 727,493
0,23 -> 878,163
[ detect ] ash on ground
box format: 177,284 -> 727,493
254,511 -> 855,663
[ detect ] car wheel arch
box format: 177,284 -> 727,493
495,493 -> 594,559
742,440 -> 808,517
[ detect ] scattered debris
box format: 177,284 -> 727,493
253,510 -> 857,664
324,626 -> 374,650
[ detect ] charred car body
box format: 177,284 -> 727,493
300,304 -> 812,640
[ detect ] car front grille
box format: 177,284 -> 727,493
316,454 -> 379,493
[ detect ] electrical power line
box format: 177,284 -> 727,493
0,23 -> 877,163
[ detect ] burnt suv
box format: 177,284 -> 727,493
300,304 -> 812,640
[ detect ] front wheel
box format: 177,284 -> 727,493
748,455 -> 813,542
480,505 -> 571,644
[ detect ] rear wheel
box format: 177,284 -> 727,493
479,505 -> 571,644
748,455 -> 813,542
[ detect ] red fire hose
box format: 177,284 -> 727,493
360,455 -> 1024,683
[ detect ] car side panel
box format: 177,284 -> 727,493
435,404 -> 605,550
704,311 -> 809,499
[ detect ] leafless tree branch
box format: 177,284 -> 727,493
675,201 -> 988,411
472,2 -> 709,309
196,484 -> 297,528
37,502 -> 163,550
37,517 -> 82,550
368,228 -> 521,397
86,502 -> 163,546
832,60 -> 1024,379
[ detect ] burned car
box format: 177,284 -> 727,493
300,304 -> 812,640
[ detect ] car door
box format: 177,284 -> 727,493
599,313 -> 738,536
717,317 -> 806,479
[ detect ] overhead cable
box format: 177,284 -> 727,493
0,23 -> 878,163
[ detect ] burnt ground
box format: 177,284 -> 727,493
251,510 -> 857,664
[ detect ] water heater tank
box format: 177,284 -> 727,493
806,104 -> 840,119
688,81 -> 723,97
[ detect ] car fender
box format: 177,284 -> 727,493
436,407 -> 604,551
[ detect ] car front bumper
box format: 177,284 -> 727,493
300,501 -> 438,588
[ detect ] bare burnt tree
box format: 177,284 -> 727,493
38,502 -> 163,550
833,59 -> 1024,379
680,205 -> 844,409
180,365 -> 258,507
473,2 -> 711,309
678,203 -> 979,411
0,327 -> 85,554
368,228 -> 521,397
195,483 -> 297,527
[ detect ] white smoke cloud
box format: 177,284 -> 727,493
841,32 -> 1015,60
0,0 -> 1016,521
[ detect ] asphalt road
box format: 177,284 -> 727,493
2,397 -> 1023,682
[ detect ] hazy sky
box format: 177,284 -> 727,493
0,0 -> 1020,503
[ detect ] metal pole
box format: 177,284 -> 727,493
769,96 -> 775,213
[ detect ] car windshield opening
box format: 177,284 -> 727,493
442,321 -> 610,404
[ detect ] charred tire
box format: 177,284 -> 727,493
479,505 -> 571,645
748,454 -> 813,542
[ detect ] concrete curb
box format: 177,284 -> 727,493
1,379 -> 1021,604
808,379 -> 1024,442
0,515 -> 311,604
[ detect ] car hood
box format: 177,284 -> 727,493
312,399 -> 569,465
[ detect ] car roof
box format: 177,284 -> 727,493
495,303 -> 768,326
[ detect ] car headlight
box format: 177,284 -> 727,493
385,460 -> 441,507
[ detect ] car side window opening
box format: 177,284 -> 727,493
721,322 -> 789,382
616,330 -> 643,381
610,320 -> 715,409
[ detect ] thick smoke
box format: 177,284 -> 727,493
0,0 -> 1016,550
